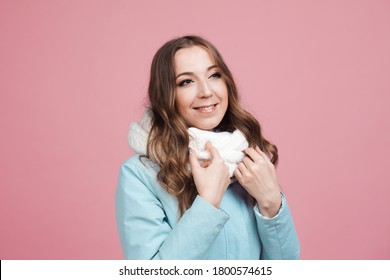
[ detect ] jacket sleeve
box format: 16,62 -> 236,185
115,161 -> 230,260
254,193 -> 300,260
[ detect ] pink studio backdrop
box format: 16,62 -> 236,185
1,0 -> 389,259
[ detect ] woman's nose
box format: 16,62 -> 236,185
198,81 -> 213,98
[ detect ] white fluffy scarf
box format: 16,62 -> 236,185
128,110 -> 249,177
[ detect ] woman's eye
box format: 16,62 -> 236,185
177,79 -> 193,87
209,72 -> 222,79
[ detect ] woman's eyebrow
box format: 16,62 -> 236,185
207,65 -> 218,71
175,65 -> 219,79
175,71 -> 193,79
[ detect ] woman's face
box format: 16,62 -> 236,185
174,46 -> 228,131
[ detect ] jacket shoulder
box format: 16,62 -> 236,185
122,154 -> 158,174
118,154 -> 160,194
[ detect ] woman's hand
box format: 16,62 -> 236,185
234,146 -> 282,218
189,142 -> 230,208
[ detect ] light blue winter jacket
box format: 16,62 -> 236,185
116,154 -> 300,260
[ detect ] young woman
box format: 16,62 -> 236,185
116,35 -> 300,260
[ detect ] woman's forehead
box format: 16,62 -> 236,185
174,46 -> 217,73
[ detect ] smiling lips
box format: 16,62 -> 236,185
193,103 -> 217,113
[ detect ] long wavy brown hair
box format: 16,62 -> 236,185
146,35 -> 278,216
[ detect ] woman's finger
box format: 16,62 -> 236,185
205,141 -> 221,160
243,156 -> 255,169
255,146 -> 273,165
188,148 -> 201,173
244,147 -> 262,162
237,161 -> 250,177
234,167 -> 243,180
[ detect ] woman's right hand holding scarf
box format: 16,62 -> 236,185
189,141 -> 230,208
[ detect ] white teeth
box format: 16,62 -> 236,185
196,105 -> 215,112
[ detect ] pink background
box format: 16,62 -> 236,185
1,0 -> 389,259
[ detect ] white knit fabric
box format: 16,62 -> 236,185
128,110 -> 249,177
